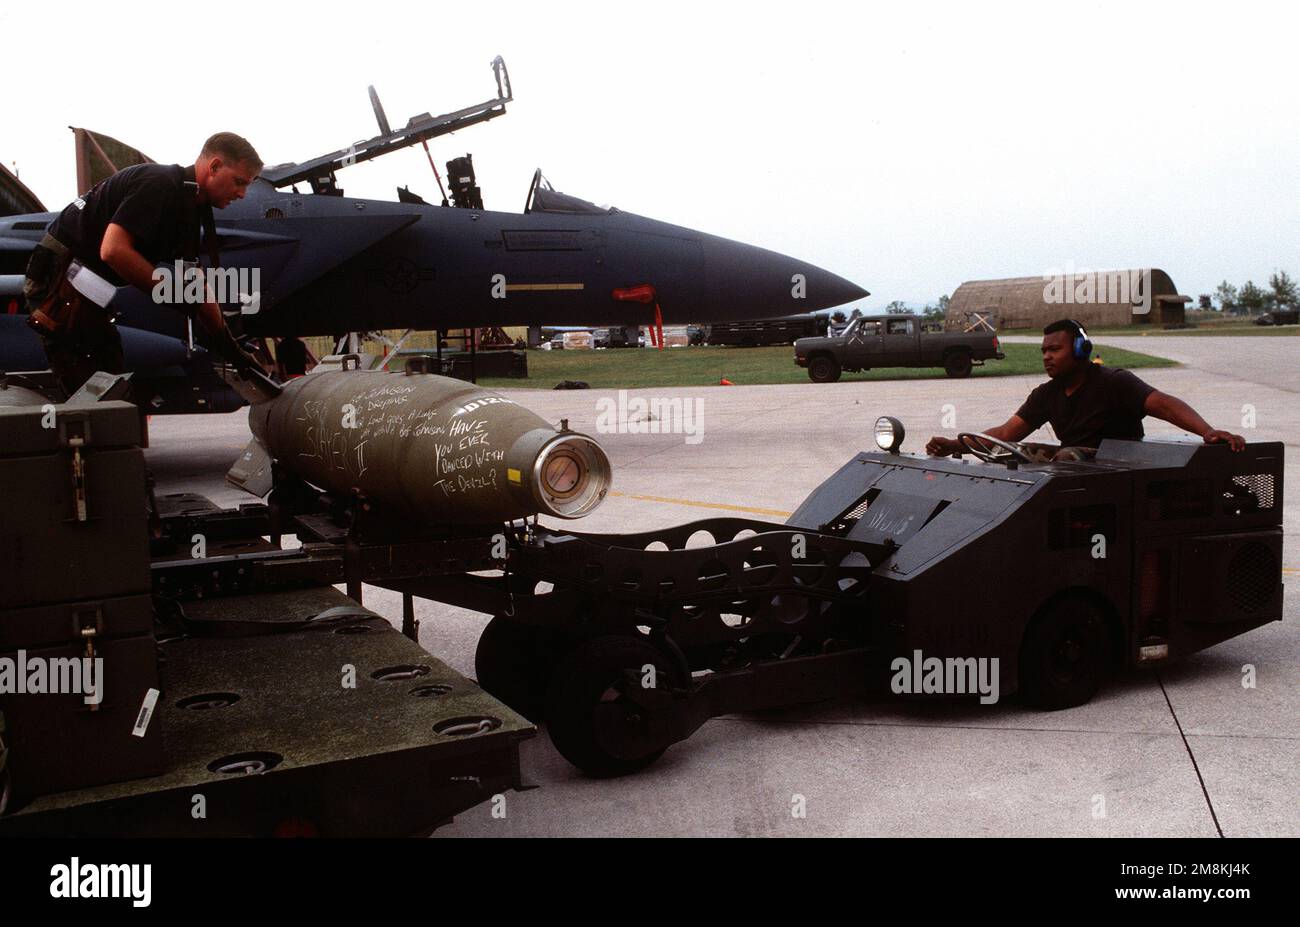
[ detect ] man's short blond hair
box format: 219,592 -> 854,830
200,132 -> 263,171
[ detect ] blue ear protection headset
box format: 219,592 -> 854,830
1067,319 -> 1092,359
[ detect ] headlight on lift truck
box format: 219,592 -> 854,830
874,416 -> 905,454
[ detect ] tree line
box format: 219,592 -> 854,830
850,269 -> 1297,320
1204,270 -> 1296,314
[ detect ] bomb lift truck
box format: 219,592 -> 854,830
447,419 -> 1283,776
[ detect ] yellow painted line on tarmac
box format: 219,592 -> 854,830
608,490 -> 793,518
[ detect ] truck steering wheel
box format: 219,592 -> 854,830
957,432 -> 1036,465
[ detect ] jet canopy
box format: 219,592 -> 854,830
524,169 -> 613,216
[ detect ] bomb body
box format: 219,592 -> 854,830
246,370 -> 610,524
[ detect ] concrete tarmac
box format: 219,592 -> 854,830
146,334 -> 1299,837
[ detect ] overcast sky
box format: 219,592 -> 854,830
5,0 -> 1296,309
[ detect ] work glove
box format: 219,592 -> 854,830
211,326 -> 261,374
233,345 -> 262,376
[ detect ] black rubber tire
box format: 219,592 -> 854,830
546,635 -> 686,778
474,616 -> 565,720
943,351 -> 973,378
808,354 -> 841,383
1019,598 -> 1110,710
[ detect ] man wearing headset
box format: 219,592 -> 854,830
926,318 -> 1245,459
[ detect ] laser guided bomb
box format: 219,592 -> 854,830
227,365 -> 611,524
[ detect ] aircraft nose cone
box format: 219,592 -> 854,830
698,234 -> 867,321
601,213 -> 867,324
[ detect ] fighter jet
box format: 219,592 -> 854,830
0,57 -> 867,412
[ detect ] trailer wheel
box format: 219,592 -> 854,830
808,355 -> 841,383
474,616 -> 566,720
943,351 -> 973,378
1019,598 -> 1109,710
546,635 -> 686,777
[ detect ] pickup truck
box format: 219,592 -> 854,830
794,314 -> 1004,382
1254,309 -> 1298,326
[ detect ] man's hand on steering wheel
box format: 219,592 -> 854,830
957,432 -> 1037,464
925,435 -> 963,457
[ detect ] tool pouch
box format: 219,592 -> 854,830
23,235 -> 108,339
26,277 -> 90,338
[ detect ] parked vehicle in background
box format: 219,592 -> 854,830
705,313 -> 828,347
1254,309 -> 1299,326
561,331 -> 594,350
592,325 -> 643,348
794,314 -> 1004,382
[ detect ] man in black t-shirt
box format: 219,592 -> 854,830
926,319 -> 1245,459
23,132 -> 263,394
